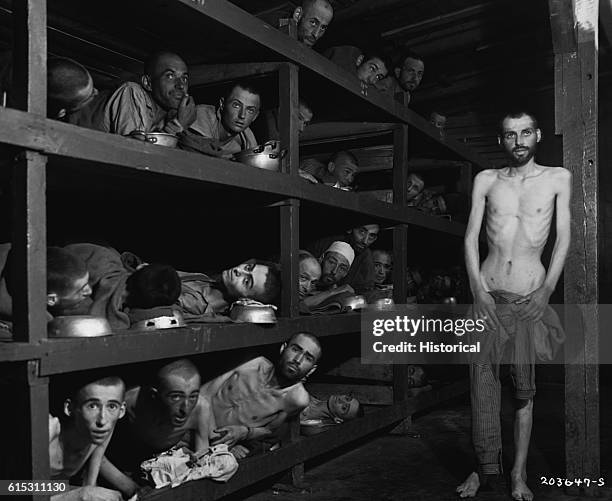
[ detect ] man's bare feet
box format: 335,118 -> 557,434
510,472 -> 533,501
456,471 -> 480,498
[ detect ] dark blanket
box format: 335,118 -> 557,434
65,243 -> 130,330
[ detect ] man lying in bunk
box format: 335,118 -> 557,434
375,50 -> 425,105
307,223 -> 379,295
261,97 -> 314,141
300,393 -> 362,424
180,81 -> 260,159
300,150 -> 360,190
291,0 -> 334,48
200,332 -> 322,458
177,259 -> 281,320
50,373 -> 126,501
372,249 -> 392,287
47,57 -> 111,130
100,359 -> 215,498
323,46 -> 388,96
298,250 -> 321,299
64,243 -> 182,330
0,245 -> 93,331
101,51 -> 196,136
300,241 -> 355,311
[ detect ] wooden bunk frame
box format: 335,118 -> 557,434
0,0 -> 495,499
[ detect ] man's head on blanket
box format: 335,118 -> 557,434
46,247 -> 92,315
149,359 -> 201,428
278,332 -> 322,383
125,264 -> 181,309
62,373 -> 126,446
221,259 -> 281,304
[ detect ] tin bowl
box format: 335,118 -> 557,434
48,315 -> 113,338
232,140 -> 287,171
229,299 -> 277,323
131,131 -> 178,148
339,294 -> 367,311
130,310 -> 186,331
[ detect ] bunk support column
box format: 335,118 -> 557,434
278,63 -> 300,176
392,124 -> 411,432
549,0 -> 600,495
11,0 -> 48,346
280,198 -> 300,317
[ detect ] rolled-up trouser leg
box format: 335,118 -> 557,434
470,362 -> 502,474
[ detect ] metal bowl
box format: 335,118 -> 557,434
373,297 -> 395,311
229,299 -> 277,323
339,294 -> 367,311
130,310 -> 186,331
131,131 -> 178,148
48,315 -> 113,338
232,141 -> 287,171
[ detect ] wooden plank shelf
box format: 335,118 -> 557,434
35,314 -> 361,375
0,0 -> 490,170
0,108 -> 467,236
144,401 -> 411,501
142,379 -> 469,501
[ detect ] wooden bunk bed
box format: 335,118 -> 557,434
0,0 -> 492,499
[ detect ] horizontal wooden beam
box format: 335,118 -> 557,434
145,402 -> 411,501
323,357 -> 393,381
0,108 -> 467,235
37,314 -> 362,375
189,62 -> 285,87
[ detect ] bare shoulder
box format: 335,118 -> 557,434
541,166 -> 571,190
287,384 -> 310,410
49,414 -> 61,442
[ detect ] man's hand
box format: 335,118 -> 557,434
211,425 -> 248,448
177,95 -> 197,129
473,289 -> 499,331
76,486 -> 123,501
515,285 -> 553,322
230,444 -> 250,459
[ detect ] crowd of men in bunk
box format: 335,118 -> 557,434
0,2 -> 449,499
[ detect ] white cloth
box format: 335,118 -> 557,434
325,241 -> 355,266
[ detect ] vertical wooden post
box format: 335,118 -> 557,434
549,0 -> 599,495
278,63 -> 299,176
392,124 -> 410,432
277,62 -> 303,486
10,0 -> 50,491
278,63 -> 300,318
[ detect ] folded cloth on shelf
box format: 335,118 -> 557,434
65,243 -> 130,329
140,445 -> 238,488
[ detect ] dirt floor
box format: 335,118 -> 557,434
236,384 -> 611,501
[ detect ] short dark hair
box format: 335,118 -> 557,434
329,150 -> 358,166
286,331 -> 322,362
125,264 -> 181,309
498,110 -> 539,134
224,80 -> 262,102
360,50 -> 390,72
143,50 -> 185,77
47,57 -> 91,110
244,258 -> 281,305
47,247 -> 88,296
372,248 -> 392,259
398,49 -> 424,69
299,250 -> 317,263
71,374 -> 125,404
155,358 -> 200,389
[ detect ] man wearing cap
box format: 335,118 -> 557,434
301,241 -> 356,310
307,224 -> 379,295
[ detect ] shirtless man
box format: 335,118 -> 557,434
457,110 -> 571,500
201,332 -> 322,457
101,359 -> 214,498
49,376 -> 126,501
